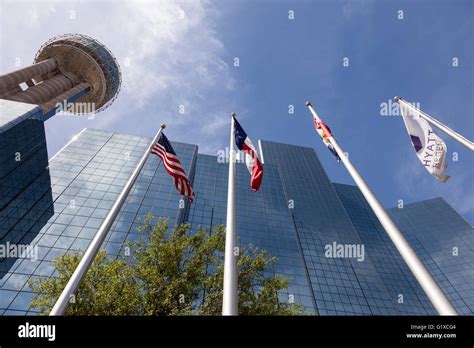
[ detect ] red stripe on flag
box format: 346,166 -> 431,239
150,137 -> 195,203
241,142 -> 263,192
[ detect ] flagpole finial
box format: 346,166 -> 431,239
394,96 -> 401,102
160,124 -> 166,129
231,112 -> 236,117
306,101 -> 312,107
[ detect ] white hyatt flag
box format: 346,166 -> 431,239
399,102 -> 450,182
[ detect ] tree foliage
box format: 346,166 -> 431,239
30,214 -> 305,315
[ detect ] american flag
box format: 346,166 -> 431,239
151,133 -> 195,203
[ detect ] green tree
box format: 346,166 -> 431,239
30,214 -> 306,315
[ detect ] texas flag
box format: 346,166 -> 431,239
233,116 -> 263,192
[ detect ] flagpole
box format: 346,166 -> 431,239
49,124 -> 167,316
306,101 -> 458,315
222,112 -> 238,315
395,96 -> 474,151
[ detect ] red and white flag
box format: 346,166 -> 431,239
233,116 -> 263,192
312,109 -> 341,162
151,133 -> 195,202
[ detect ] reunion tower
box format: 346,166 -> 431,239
0,34 -> 121,219
0,33 -> 121,119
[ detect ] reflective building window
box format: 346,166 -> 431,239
1,129 -> 472,315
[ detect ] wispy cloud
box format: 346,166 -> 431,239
1,0 -> 236,156
341,0 -> 374,19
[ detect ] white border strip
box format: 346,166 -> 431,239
49,128 -> 87,162
258,139 -> 265,164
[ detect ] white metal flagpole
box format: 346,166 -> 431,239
222,112 -> 238,315
49,124 -> 167,315
395,96 -> 474,152
306,101 -> 458,316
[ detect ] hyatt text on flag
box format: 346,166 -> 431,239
399,103 -> 450,182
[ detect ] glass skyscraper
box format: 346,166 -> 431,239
1,121 -> 473,315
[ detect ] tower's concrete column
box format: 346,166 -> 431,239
40,82 -> 92,114
4,73 -> 78,105
0,58 -> 57,92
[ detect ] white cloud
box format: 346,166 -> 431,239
0,0 -> 236,156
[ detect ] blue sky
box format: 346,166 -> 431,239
1,0 -> 473,222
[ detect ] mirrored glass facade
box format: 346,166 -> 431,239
0,125 -> 472,316
388,198 -> 474,314
263,141 -> 401,315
